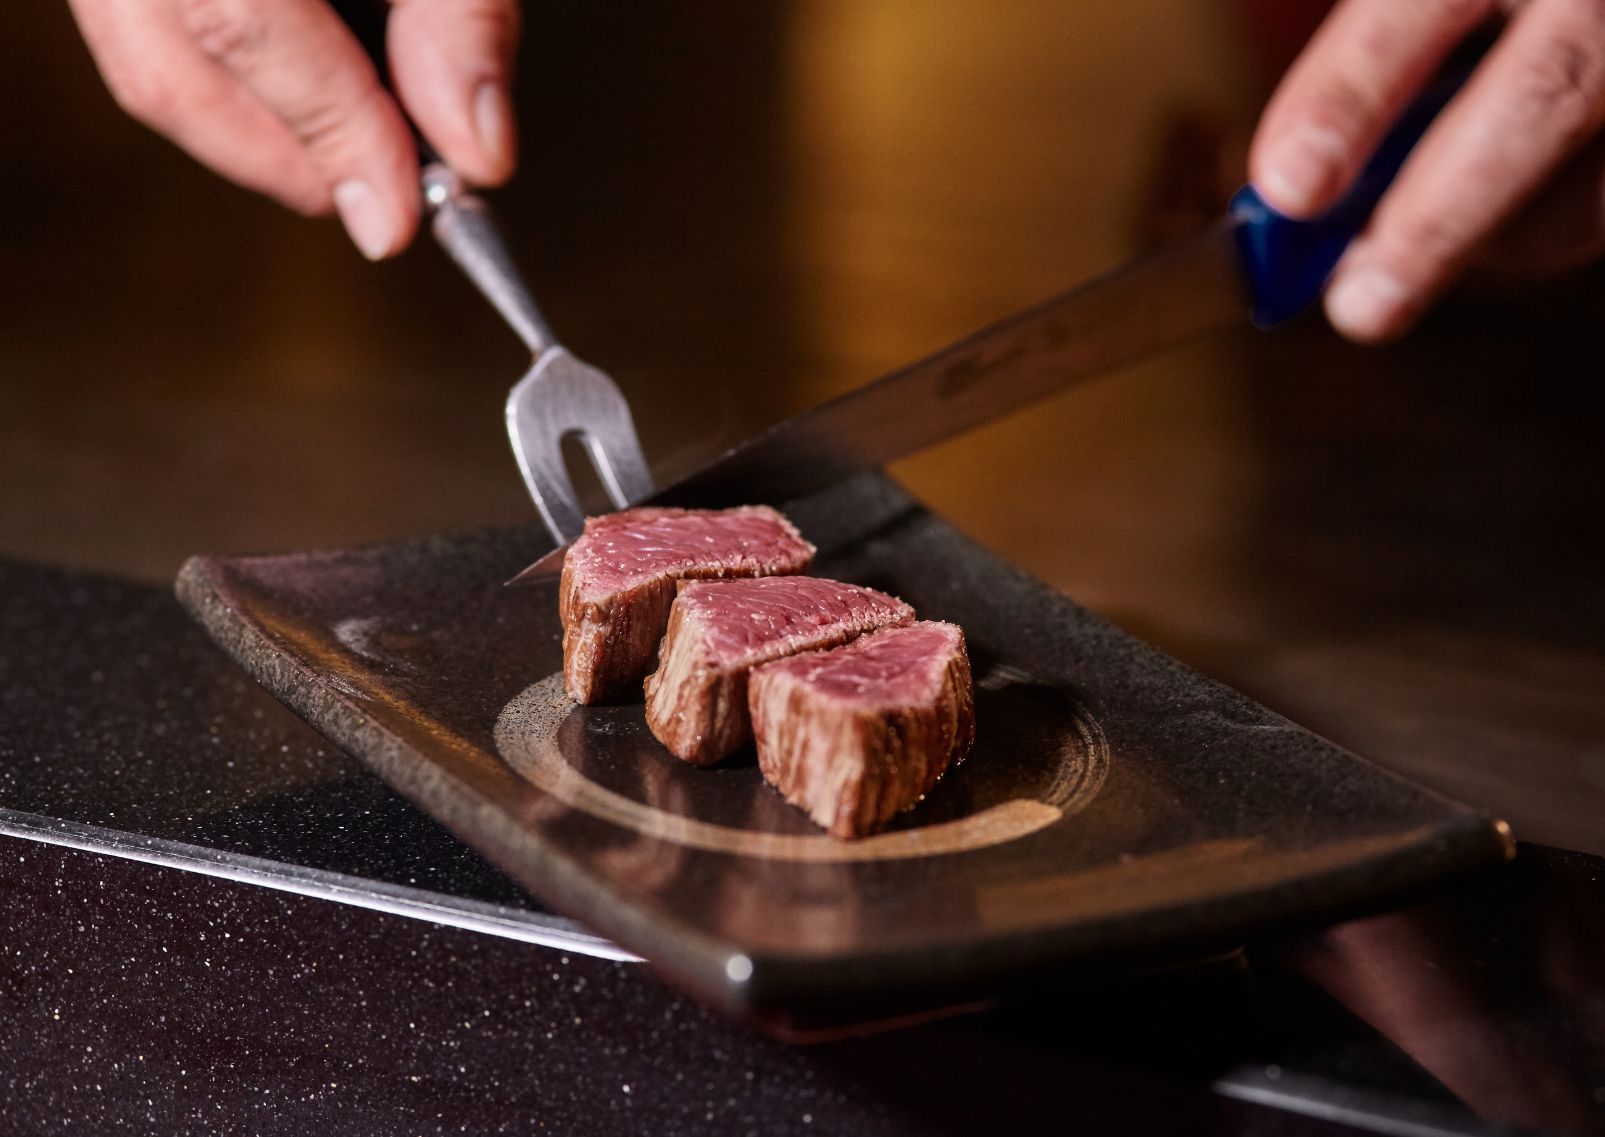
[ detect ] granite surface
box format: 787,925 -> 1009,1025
0,559 -> 542,911
2,557 -> 1602,1134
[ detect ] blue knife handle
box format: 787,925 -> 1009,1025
1230,71 -> 1468,327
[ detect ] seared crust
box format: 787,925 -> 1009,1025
748,623 -> 975,838
641,600 -> 743,765
561,575 -> 679,705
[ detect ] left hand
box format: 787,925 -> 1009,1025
69,0 -> 521,260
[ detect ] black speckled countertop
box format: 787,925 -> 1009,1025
2,556 -> 1602,1136
0,560 -> 538,906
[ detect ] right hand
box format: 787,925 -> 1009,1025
1249,0 -> 1605,342
68,0 -> 521,260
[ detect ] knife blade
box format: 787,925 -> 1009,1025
506,224 -> 1245,585
508,68 -> 1466,585
655,221 -> 1248,509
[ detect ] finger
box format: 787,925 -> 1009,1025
1481,131 -> 1605,278
67,0 -> 328,213
181,0 -> 420,259
389,0 -> 521,186
1250,0 -> 1497,217
1326,0 -> 1605,340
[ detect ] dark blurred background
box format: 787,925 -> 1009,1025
3,2 -> 1602,855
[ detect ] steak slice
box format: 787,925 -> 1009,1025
644,577 -> 914,765
560,506 -> 814,704
748,622 -> 975,838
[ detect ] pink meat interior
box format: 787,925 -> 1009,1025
760,622 -> 961,706
566,507 -> 812,599
676,577 -> 913,668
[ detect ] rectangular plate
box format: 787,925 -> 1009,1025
177,474 -> 1510,1035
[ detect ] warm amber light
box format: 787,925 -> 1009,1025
782,2 -> 1261,617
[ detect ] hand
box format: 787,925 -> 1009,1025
1249,0 -> 1605,341
68,0 -> 520,260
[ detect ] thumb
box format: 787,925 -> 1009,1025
388,0 -> 521,187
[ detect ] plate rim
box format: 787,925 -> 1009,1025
173,485 -> 1515,1023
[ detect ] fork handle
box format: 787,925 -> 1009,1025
423,166 -> 557,356
333,0 -> 557,355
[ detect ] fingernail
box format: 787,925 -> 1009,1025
474,81 -> 516,177
333,179 -> 397,261
1260,126 -> 1348,215
1326,267 -> 1409,341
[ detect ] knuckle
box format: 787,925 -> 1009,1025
287,96 -> 353,154
180,0 -> 268,67
1300,74 -> 1381,138
290,85 -> 383,159
1427,0 -> 1491,26
1511,29 -> 1605,136
1386,206 -> 1469,265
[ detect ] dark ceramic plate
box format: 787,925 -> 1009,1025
177,473 -> 1511,1034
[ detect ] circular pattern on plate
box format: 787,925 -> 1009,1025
494,667 -> 1108,863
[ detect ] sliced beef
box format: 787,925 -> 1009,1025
748,621 -> 974,838
644,577 -> 914,765
560,506 -> 814,704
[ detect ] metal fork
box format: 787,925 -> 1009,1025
422,165 -> 655,546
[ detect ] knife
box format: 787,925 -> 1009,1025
508,72 -> 1463,585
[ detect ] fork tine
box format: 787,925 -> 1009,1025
422,164 -> 655,547
505,348 -> 654,545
